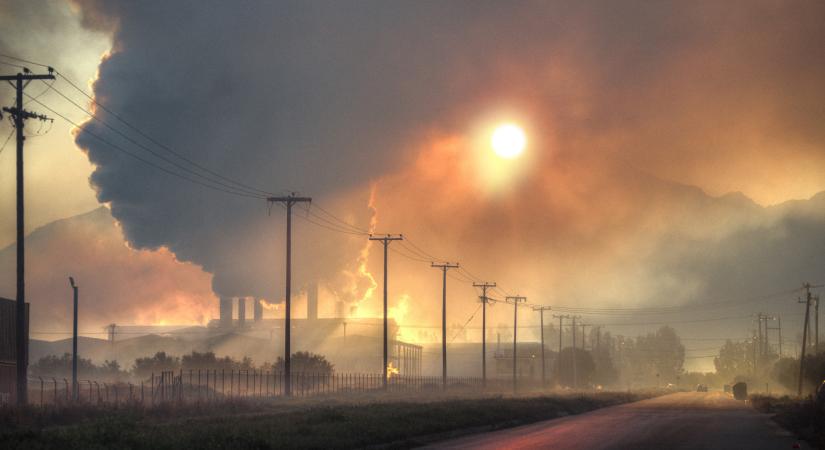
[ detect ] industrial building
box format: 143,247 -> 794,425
0,296 -> 27,404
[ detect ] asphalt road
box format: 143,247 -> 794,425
426,392 -> 808,450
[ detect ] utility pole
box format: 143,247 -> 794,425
2,67 -> 55,405
473,282 -> 496,388
798,283 -> 823,396
107,323 -> 117,359
571,316 -> 580,389
368,234 -> 402,390
69,277 -> 78,401
534,306 -> 552,388
813,295 -> 819,355
581,323 -> 589,352
778,316 -> 783,358
756,313 -> 764,358
553,314 -> 569,386
431,262 -> 459,390
766,315 -> 780,357
267,193 -> 311,396
507,296 -> 527,392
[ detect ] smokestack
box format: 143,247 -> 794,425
237,297 -> 246,326
253,297 -> 263,322
219,297 -> 232,327
307,283 -> 318,320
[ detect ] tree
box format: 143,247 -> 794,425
273,352 -> 333,374
770,357 -> 798,392
714,340 -> 751,381
29,353 -> 125,380
133,351 -> 180,378
556,348 -> 595,387
31,353 -> 96,378
180,351 -> 253,371
630,326 -> 685,384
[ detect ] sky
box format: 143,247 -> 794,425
1,0 -> 824,372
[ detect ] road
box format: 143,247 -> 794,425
426,392 -> 808,450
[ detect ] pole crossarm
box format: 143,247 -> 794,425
369,234 -> 403,242
267,195 -> 312,205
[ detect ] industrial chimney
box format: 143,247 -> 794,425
219,297 -> 232,327
237,297 -> 246,326
253,297 -> 263,322
307,282 -> 318,320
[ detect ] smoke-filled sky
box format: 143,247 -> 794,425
2,0 -> 825,371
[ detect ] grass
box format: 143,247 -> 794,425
751,394 -> 825,449
0,390 -> 661,449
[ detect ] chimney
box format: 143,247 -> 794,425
219,297 -> 232,327
237,297 -> 246,326
253,297 -> 263,321
307,283 -> 318,320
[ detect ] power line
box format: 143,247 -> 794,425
40,82 -> 271,198
450,304 -> 481,343
0,128 -> 13,156
0,53 -> 50,68
26,95 -> 266,199
45,75 -> 275,197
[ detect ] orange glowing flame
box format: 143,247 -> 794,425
339,183 -> 379,313
387,361 -> 400,378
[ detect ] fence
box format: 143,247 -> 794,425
24,371 -> 507,407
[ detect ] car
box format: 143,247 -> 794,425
696,384 -> 708,392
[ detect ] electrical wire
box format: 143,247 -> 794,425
0,53 -> 50,68
27,95 -> 267,199
41,82 -> 271,198
0,128 -> 13,156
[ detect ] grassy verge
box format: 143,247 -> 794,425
0,390 -> 660,449
751,395 -> 824,449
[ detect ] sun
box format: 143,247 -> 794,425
491,123 -> 526,159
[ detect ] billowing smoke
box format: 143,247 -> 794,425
68,0 -> 825,336
0,208 -> 217,335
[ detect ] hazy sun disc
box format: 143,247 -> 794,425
491,124 -> 526,159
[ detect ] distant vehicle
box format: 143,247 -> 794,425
696,384 -> 708,392
733,382 -> 747,400
665,383 -> 676,390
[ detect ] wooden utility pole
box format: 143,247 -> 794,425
2,68 -> 55,405
534,306 -> 552,388
798,283 -> 823,395
756,313 -> 764,358
571,315 -> 581,389
553,314 -> 569,386
431,262 -> 459,390
69,277 -> 78,401
267,194 -> 311,396
813,295 -> 819,355
778,316 -> 783,358
506,296 -> 526,392
473,282 -> 496,388
369,234 -> 402,389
